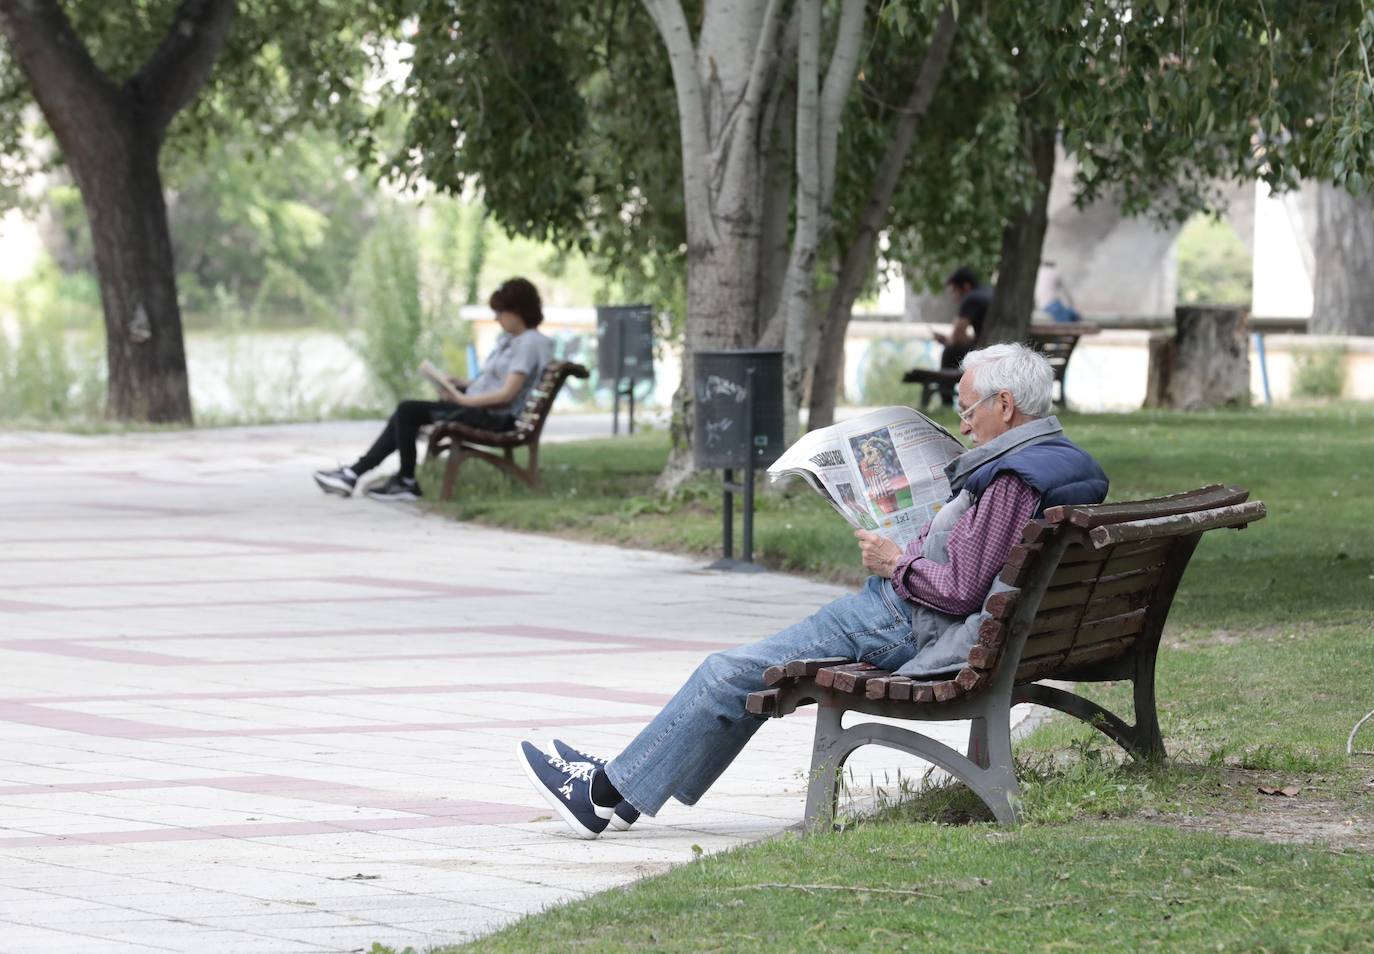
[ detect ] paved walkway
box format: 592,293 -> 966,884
0,418 -> 1027,953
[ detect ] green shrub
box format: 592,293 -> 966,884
1291,346 -> 1346,399
0,316 -> 105,421
348,207 -> 473,405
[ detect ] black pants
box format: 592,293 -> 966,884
939,343 -> 974,407
352,400 -> 514,480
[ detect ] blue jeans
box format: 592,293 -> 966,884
605,576 -> 917,815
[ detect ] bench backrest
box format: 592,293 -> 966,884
965,484 -> 1265,690
510,360 -> 591,441
1026,323 -> 1100,380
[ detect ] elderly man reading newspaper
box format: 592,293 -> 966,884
517,343 -> 1109,838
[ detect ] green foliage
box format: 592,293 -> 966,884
1175,215 -> 1252,306
397,0 -> 688,322
0,319 -> 104,422
0,2 -> 404,199
1291,346 -> 1348,399
347,203 -> 474,405
350,208 -> 433,404
165,130 -> 379,324
856,337 -> 935,408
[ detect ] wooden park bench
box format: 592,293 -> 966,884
744,484 -> 1266,827
902,323 -> 1101,411
424,360 -> 589,500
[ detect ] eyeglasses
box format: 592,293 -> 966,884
956,391 -> 998,424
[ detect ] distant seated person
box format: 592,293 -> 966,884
936,266 -> 993,406
313,277 -> 552,502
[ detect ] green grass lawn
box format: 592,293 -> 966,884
408,403 -> 1374,953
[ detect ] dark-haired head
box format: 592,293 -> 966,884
945,266 -> 980,291
489,278 -> 544,329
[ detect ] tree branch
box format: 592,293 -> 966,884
129,0 -> 237,136
641,0 -> 720,245
817,0 -> 865,210
736,0 -> 788,147
805,2 -> 958,424
0,0 -> 121,145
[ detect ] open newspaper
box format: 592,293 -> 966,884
767,406 -> 966,549
419,358 -> 464,403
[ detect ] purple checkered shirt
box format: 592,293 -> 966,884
890,474 -> 1040,616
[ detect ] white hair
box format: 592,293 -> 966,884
960,343 -> 1054,418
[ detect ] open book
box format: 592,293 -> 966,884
767,406 -> 966,549
419,358 -> 464,403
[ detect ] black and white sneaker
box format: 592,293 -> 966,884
365,474 -> 422,502
517,741 -> 613,839
548,738 -> 641,831
313,465 -> 357,497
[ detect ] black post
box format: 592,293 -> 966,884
741,366 -> 756,563
721,467 -> 734,560
628,379 -> 636,435
611,315 -> 626,435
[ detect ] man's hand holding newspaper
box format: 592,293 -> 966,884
767,406 -> 965,551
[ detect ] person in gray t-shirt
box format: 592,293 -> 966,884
313,278 -> 554,502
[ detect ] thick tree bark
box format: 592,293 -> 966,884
1144,306 -> 1250,410
980,103 -> 1057,346
766,0 -> 865,442
806,4 -> 957,430
1312,182 -> 1374,335
75,131 -> 192,421
644,0 -> 785,488
0,0 -> 237,423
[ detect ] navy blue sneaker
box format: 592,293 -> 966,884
517,741 -> 612,839
548,738 -> 641,831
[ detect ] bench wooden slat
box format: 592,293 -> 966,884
1087,501 -> 1267,548
985,588 -> 1022,620
1036,565 -> 1164,611
1016,635 -> 1139,681
1023,609 -> 1148,658
814,662 -> 877,689
746,689 -> 779,715
832,666 -> 889,694
783,657 -> 853,681
1029,591 -> 1150,635
1044,484 -> 1249,528
1046,544 -> 1173,586
866,675 -> 917,700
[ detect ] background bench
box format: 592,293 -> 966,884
902,323 -> 1101,410
424,360 -> 589,500
745,484 -> 1266,827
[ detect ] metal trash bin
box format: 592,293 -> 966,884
692,348 -> 784,470
692,349 -> 784,570
597,305 -> 655,434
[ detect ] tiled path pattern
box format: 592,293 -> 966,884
0,419 -> 1027,952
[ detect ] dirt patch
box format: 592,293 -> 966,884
1152,766 -> 1374,851
1163,620 -> 1332,650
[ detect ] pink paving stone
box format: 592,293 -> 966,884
0,419 -> 995,952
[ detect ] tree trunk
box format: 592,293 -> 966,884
1145,306 -> 1250,410
71,136 -> 192,422
0,0 -> 236,425
1312,182 -> 1374,335
805,3 -> 957,431
645,0 -> 784,488
980,105 -> 1057,346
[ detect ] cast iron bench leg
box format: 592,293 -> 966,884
802,693 -> 1022,829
